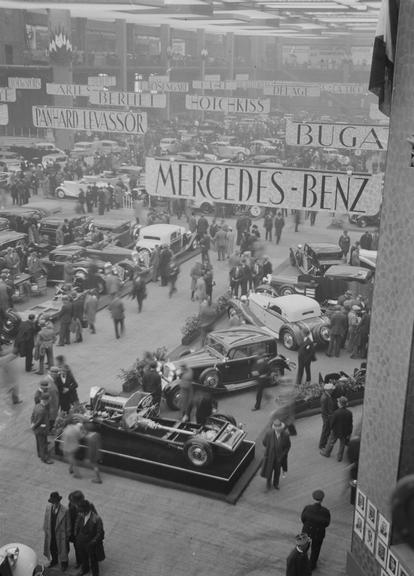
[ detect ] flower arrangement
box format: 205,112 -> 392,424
181,315 -> 201,337
119,347 -> 168,393
48,27 -> 72,65
294,371 -> 365,411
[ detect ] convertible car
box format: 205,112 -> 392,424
231,293 -> 330,350
162,326 -> 294,410
0,543 -> 44,576
289,242 -> 343,276
136,224 -> 197,267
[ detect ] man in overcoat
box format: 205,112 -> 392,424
301,490 -> 331,570
75,500 -> 105,576
43,491 -> 70,571
326,305 -> 348,357
261,419 -> 291,490
286,533 -> 312,576
319,382 -> 336,450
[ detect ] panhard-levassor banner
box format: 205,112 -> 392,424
145,158 -> 383,215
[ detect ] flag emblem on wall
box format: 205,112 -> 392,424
369,0 -> 400,117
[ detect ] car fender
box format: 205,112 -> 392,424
281,322 -> 303,343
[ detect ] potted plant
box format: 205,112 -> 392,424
181,315 -> 201,345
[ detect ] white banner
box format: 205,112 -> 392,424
320,83 -> 368,95
264,84 -> 320,97
8,77 -> 41,90
0,105 -> 8,125
32,106 -> 147,134
87,76 -> 116,87
0,88 -> 16,103
89,90 -> 166,108
185,95 -> 270,114
204,74 -> 220,82
285,119 -> 389,151
235,74 -> 249,81
141,79 -> 188,93
192,80 -> 237,90
145,157 -> 382,215
46,83 -> 98,97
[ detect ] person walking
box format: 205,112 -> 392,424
194,273 -> 207,303
225,226 -> 235,258
251,352 -> 271,411
301,490 -> 331,571
84,290 -> 98,333
203,266 -> 214,304
0,352 -> 22,405
43,492 -> 70,572
199,299 -> 216,346
260,419 -> 291,490
320,396 -> 353,461
274,212 -> 285,244
62,421 -> 85,478
194,389 -> 217,425
74,500 -> 105,576
71,292 -> 84,343
263,212 -> 273,242
338,230 -> 351,261
31,394 -> 53,464
85,424 -> 103,484
109,296 -> 125,339
213,226 -> 227,261
178,363 -> 194,422
296,332 -> 316,385
167,259 -> 180,298
199,233 -> 211,266
159,245 -> 173,286
130,273 -> 147,312
318,382 -> 336,450
326,305 -> 348,357
286,533 -> 312,576
13,313 -> 37,372
150,245 -> 160,283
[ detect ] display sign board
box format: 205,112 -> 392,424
235,73 -> 249,81
192,80 -> 237,90
185,95 -> 270,114
320,83 -> 368,95
0,105 -> 9,125
145,157 -> 382,215
8,77 -> 41,90
285,119 -> 389,151
87,76 -> 116,87
89,90 -> 166,108
0,88 -> 16,103
204,74 -> 220,82
46,83 -> 99,97
141,79 -> 189,93
32,106 -> 147,134
264,84 -> 321,97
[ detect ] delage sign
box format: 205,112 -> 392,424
145,158 -> 382,215
185,95 -> 270,114
286,119 -> 389,151
264,84 -> 320,97
32,106 -> 147,134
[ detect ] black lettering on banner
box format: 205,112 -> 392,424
256,170 -> 266,204
155,163 -> 176,195
257,100 -> 264,113
297,124 -> 313,146
302,173 -> 318,208
338,126 -> 357,148
320,175 -> 333,210
335,177 -> 350,210
269,172 -> 285,205
178,163 -> 190,196
349,177 -> 369,212
223,167 -> 236,201
106,112 -> 117,131
205,166 -> 222,200
239,169 -> 253,202
317,125 -> 334,147
236,99 -> 245,113
192,164 -> 206,198
124,112 -> 136,133
359,128 -> 384,150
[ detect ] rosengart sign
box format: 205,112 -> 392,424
145,158 -> 383,215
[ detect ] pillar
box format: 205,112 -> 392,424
225,32 -> 234,81
346,1 -> 414,575
48,9 -> 73,151
115,19 -> 127,91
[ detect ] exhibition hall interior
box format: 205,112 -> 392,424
0,0 -> 413,575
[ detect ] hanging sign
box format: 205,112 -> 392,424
87,76 -> 116,87
264,84 -> 320,97
32,106 -> 147,134
185,95 -> 270,114
285,119 -> 389,151
0,105 -> 9,125
8,77 -> 41,90
192,80 -> 237,90
89,90 -> 166,108
145,157 -> 383,215
0,88 -> 16,103
320,83 -> 368,95
46,83 -> 98,97
204,74 -> 220,82
141,79 -> 189,93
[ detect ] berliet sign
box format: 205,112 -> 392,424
286,119 -> 389,151
146,158 -> 382,215
32,106 -> 147,134
185,95 -> 270,114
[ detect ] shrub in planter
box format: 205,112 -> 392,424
181,314 -> 201,345
120,347 -> 168,393
294,375 -> 365,414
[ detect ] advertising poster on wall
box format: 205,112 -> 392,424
185,95 -> 270,114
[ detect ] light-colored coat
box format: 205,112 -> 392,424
84,293 -> 98,324
43,503 -> 70,562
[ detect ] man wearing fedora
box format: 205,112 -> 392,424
261,419 -> 291,490
43,491 -> 70,572
286,533 -> 312,576
75,500 -> 105,576
320,396 -> 353,461
301,490 -> 331,571
30,393 -> 53,464
319,382 -> 336,450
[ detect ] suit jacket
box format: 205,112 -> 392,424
31,403 -> 49,433
261,428 -> 291,480
320,392 -> 335,419
329,311 -> 348,337
75,512 -> 105,561
301,502 -> 331,541
330,407 -> 353,439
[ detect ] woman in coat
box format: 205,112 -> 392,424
43,491 -> 70,570
84,290 -> 98,334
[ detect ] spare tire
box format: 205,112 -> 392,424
183,436 -> 213,468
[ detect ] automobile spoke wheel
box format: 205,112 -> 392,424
282,331 -> 296,350
249,205 -> 264,219
280,285 -> 295,296
200,369 -> 221,388
57,189 -> 65,199
138,249 -> 151,268
183,438 -> 213,468
166,386 -> 181,410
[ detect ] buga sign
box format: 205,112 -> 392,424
145,158 -> 382,215
185,95 -> 270,114
285,119 -> 389,151
32,106 -> 147,134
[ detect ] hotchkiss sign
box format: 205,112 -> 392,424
145,158 -> 382,215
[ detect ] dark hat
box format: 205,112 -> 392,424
78,499 -> 91,513
272,419 -> 285,430
68,490 -> 85,506
48,491 -> 62,504
312,490 -> 325,502
49,366 -> 60,373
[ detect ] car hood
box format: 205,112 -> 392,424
170,348 -> 221,370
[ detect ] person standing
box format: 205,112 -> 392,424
178,363 -> 194,422
190,262 -> 203,301
194,389 -> 217,425
84,290 -> 98,334
213,226 -> 227,261
57,295 -> 73,347
35,318 -> 55,375
261,419 -> 291,490
43,492 -> 70,572
319,382 -> 336,450
225,226 -> 235,258
286,533 -> 312,576
150,245 -> 160,283
301,490 -> 331,571
203,266 -> 214,304
74,500 -> 105,576
142,361 -> 162,413
274,212 -> 285,245
199,233 -> 211,266
296,332 -> 316,385
320,396 -> 353,461
109,296 -> 125,339
360,230 -> 373,250
338,230 -> 351,260
130,273 -> 147,312
229,262 -> 243,298
56,366 -> 79,413
71,292 -> 84,343
196,215 -> 209,239
194,272 -> 207,303
159,245 -> 172,286
327,306 -> 348,357
13,313 -> 37,372
347,305 -> 361,352
167,258 -> 180,298
36,377 -> 59,432
31,394 -> 53,464
263,212 -> 273,242
85,424 -> 103,484
251,352 -> 271,411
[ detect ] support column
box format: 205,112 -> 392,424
225,32 -> 234,81
48,9 -> 73,151
115,19 -> 127,91
347,0 -> 414,574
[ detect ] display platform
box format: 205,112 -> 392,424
54,435 -> 255,503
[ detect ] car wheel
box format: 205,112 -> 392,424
200,202 -> 213,214
249,205 -> 264,219
319,325 -> 330,345
118,262 -> 134,281
281,329 -> 298,351
358,218 -> 368,228
200,368 -> 222,388
56,188 -> 65,199
279,285 -> 295,296
138,248 -> 151,268
213,413 -> 237,426
166,385 -> 181,410
183,437 -> 213,468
